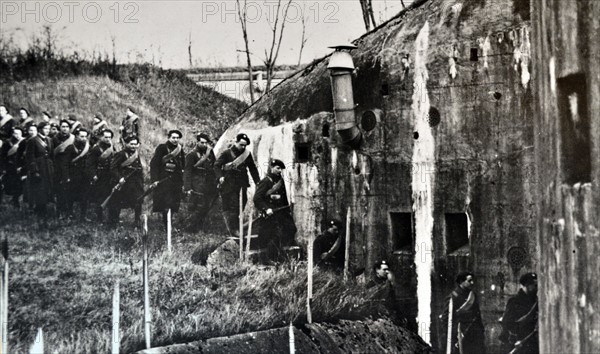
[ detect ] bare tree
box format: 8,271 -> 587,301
262,0 -> 292,92
359,0 -> 377,32
236,0 -> 255,104
188,31 -> 193,68
297,3 -> 310,66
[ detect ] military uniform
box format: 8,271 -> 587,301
25,134 -> 54,218
214,143 -> 260,235
107,149 -> 144,226
86,141 -> 114,221
500,274 -> 538,354
444,285 -> 486,354
183,145 -> 217,231
120,115 -> 139,145
90,118 -> 108,146
52,132 -> 75,216
313,228 -> 345,269
0,136 -> 25,207
64,140 -> 91,219
150,141 -> 185,215
0,114 -> 15,142
253,168 -> 296,262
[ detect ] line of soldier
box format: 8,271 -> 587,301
0,104 -> 140,227
1,104 -> 299,261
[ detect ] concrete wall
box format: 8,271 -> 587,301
531,1 -> 600,353
215,0 -> 536,351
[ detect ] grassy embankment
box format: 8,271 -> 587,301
1,203 -> 383,353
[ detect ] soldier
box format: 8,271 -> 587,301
366,261 -> 399,321
444,271 -> 486,354
68,114 -> 82,133
64,129 -> 91,220
183,132 -> 217,232
42,111 -> 52,123
107,135 -> 144,227
90,113 -> 108,146
19,108 -> 34,130
313,219 -> 344,269
0,127 -> 25,208
253,159 -> 297,262
52,119 -> 75,218
25,122 -> 54,224
119,107 -> 139,146
86,129 -> 115,221
0,105 -> 15,142
48,122 -> 59,139
500,272 -> 538,354
214,133 -> 260,237
150,130 -> 185,228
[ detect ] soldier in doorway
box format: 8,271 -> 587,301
119,107 -> 139,146
443,271 -> 486,354
214,133 -> 260,237
253,158 -> 297,262
150,130 -> 185,228
0,127 -> 25,208
64,129 -> 92,220
107,135 -> 144,227
500,272 -> 538,354
52,120 -> 75,218
86,129 -> 115,221
183,132 -> 217,232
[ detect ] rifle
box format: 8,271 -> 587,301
136,176 -> 171,203
242,205 -> 291,228
100,169 -> 139,209
508,328 -> 538,354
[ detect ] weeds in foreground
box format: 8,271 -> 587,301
1,205 -> 384,353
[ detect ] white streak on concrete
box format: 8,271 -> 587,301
481,35 -> 491,69
411,21 -> 434,345
549,57 -> 556,95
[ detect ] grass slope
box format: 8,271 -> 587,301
1,205 -> 386,353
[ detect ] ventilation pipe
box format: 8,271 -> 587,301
327,44 -> 362,149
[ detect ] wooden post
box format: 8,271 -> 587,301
245,203 -> 254,261
29,328 -> 43,354
143,215 -> 152,349
112,281 -> 120,354
446,298 -> 453,354
307,230 -> 314,324
2,248 -> 8,354
239,189 -> 244,261
166,209 -> 172,254
343,207 -> 351,282
289,322 -> 295,354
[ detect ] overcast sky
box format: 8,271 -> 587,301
1,0 -> 411,69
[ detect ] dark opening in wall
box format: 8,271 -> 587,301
381,82 -> 390,96
295,142 -> 311,163
445,213 -> 469,254
427,107 -> 441,127
558,73 -> 591,184
361,110 -> 378,132
470,48 -> 479,61
391,212 -> 413,252
322,123 -> 330,137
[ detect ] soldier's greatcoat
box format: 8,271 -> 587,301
25,135 -> 54,207
150,142 -> 185,213
64,140 -> 91,205
253,172 -> 297,259
86,141 -> 114,204
183,146 -> 217,225
444,286 -> 486,354
0,137 -> 25,197
109,149 -> 144,210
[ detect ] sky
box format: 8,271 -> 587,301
1,0 -> 411,69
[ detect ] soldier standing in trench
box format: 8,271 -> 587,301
499,272 -> 538,354
443,271 -> 486,354
253,159 -> 297,262
183,132 -> 217,232
313,220 -> 345,270
214,133 -> 260,237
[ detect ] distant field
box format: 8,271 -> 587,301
0,203 -> 385,353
